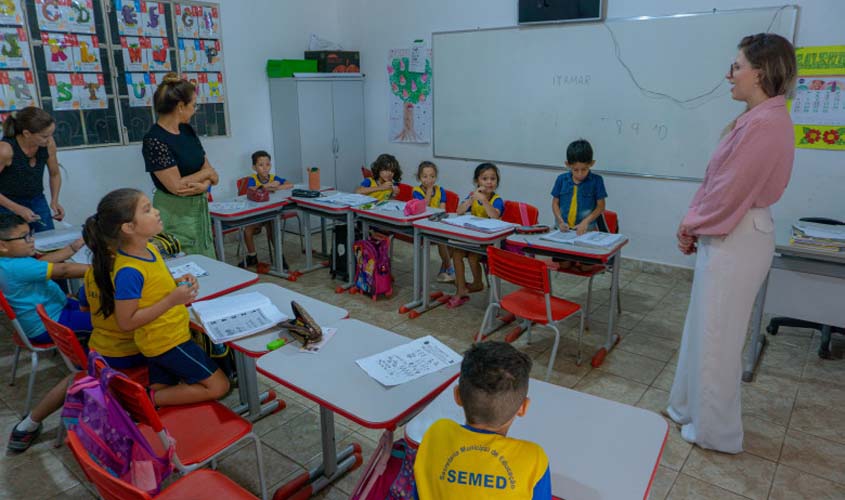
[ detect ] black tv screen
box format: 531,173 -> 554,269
519,0 -> 604,24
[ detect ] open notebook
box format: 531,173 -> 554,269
442,215 -> 514,233
540,230 -> 625,249
191,292 -> 287,343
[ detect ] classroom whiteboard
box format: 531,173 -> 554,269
432,6 -> 797,180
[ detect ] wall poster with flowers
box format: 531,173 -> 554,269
388,47 -> 432,143
788,45 -> 845,151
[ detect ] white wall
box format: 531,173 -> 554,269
337,0 -> 845,268
56,0 -> 341,224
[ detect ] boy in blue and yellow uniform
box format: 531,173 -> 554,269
551,139 -> 607,235
414,342 -> 552,500
242,150 -> 292,268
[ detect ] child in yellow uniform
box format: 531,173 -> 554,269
412,161 -> 453,282
84,188 -> 229,407
356,153 -> 401,202
241,150 -> 293,269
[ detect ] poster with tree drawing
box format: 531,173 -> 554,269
388,48 -> 431,143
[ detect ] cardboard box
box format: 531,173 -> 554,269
304,51 -> 360,73
266,59 -> 318,78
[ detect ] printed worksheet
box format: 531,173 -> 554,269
167,261 -> 208,279
356,335 -> 461,386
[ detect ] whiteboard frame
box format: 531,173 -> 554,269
431,5 -> 799,182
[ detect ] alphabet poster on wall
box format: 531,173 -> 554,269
174,3 -> 199,38
125,71 -> 152,106
67,0 -> 96,34
198,39 -> 221,71
36,0 -> 69,32
0,0 -> 23,26
42,32 -> 74,72
48,72 -> 78,110
388,48 -> 432,144
115,0 -> 143,36
73,34 -> 101,71
178,38 -> 200,71
0,27 -> 31,69
121,35 -> 147,71
0,70 -> 36,110
142,2 -> 168,38
77,72 -> 106,109
197,5 -> 219,39
790,46 -> 845,151
148,37 -> 170,71
203,72 -> 223,103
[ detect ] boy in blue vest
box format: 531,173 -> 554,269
414,342 -> 552,499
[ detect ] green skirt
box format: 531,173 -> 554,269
153,190 -> 216,259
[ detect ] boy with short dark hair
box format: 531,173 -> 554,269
0,213 -> 91,452
551,139 -> 607,236
241,150 -> 292,269
414,342 -> 551,499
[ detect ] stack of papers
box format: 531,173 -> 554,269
790,222 -> 845,253
442,215 -> 515,233
209,201 -> 247,212
192,292 -> 287,343
540,230 -> 625,249
356,335 -> 461,386
320,193 -> 377,207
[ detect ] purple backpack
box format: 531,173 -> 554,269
353,237 -> 393,299
62,351 -> 173,495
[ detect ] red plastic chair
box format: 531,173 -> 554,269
480,246 -> 585,380
501,200 -> 539,225
1,290 -> 57,416
66,429 -> 259,500
106,372 -> 267,499
395,183 -> 414,202
444,189 -> 459,213
361,166 -> 374,179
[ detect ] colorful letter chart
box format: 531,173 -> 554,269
67,0 -> 96,34
203,71 -> 223,103
197,5 -> 219,39
42,32 -> 75,72
48,72 -> 79,110
142,1 -> 167,38
0,0 -> 24,26
76,72 -> 106,109
0,27 -> 31,69
36,0 -> 69,32
178,38 -> 200,71
121,35 -> 147,71
174,3 -> 199,38
198,39 -> 221,71
115,0 -> 143,36
148,37 -> 170,71
126,71 -> 153,106
73,34 -> 101,72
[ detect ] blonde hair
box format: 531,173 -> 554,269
152,72 -> 195,114
738,33 -> 797,98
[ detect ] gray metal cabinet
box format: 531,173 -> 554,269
268,76 -> 365,193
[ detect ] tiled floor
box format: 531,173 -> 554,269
2,232 -> 844,499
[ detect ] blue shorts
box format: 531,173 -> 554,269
0,193 -> 55,232
30,299 -> 93,344
147,340 -> 218,386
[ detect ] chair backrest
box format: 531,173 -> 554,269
236,177 -> 250,196
67,429 -> 152,500
501,201 -> 539,225
487,246 -> 551,294
600,210 -> 619,234
444,189 -> 459,213
36,304 -> 88,370
396,183 -> 414,202
107,372 -> 166,434
0,289 -> 43,350
361,166 -> 373,179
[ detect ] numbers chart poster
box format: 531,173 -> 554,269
142,2 -> 168,38
36,0 -> 69,32
0,70 -> 37,110
42,32 -> 74,72
76,72 -> 106,109
0,0 -> 23,26
67,0 -> 96,34
0,27 -> 31,69
388,48 -> 432,144
174,3 -> 200,38
73,34 -> 101,72
790,46 -> 845,151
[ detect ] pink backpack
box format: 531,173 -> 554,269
353,237 -> 393,299
62,351 -> 173,495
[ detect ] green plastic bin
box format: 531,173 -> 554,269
266,59 -> 318,78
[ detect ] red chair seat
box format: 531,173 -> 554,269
550,262 -> 607,278
122,365 -> 149,387
158,469 -> 258,500
141,402 -> 252,463
500,288 -> 581,324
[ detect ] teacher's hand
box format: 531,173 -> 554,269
676,223 -> 697,255
13,204 -> 39,223
51,201 -> 65,221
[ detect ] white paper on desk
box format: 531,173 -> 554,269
375,201 -> 405,212
356,335 -> 461,386
793,222 -> 845,242
192,292 -> 287,343
167,262 -> 209,279
443,214 -> 514,233
299,327 -> 337,353
539,230 -> 577,244
209,201 -> 247,212
34,230 -> 81,252
321,193 -> 377,207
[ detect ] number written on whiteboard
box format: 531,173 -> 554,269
604,118 -> 668,141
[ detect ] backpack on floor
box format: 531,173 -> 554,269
352,236 -> 392,299
62,351 -> 173,495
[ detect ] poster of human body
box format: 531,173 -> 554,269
388,48 -> 431,143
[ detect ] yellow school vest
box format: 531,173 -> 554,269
471,193 -> 502,218
84,269 -> 140,357
363,178 -> 393,202
114,244 -> 190,357
413,185 -> 444,208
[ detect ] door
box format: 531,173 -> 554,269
297,81 -> 336,187
331,80 -> 366,193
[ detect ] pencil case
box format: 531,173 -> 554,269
292,189 -> 321,198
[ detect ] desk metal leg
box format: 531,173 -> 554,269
297,209 -> 326,275
410,236 -> 449,318
591,251 -> 622,367
273,406 -> 363,499
267,214 -> 292,280
338,211 -> 355,290
743,274 -> 770,381
230,351 -> 285,422
213,217 -> 225,262
321,218 -> 328,256
400,226 -> 424,314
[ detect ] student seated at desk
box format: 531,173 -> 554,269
414,342 -> 551,500
413,160 -> 454,283
356,153 -> 401,202
241,150 -> 293,269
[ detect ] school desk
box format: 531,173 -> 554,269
292,193 -> 358,290
408,218 -> 515,320
256,319 -> 460,499
352,204 -> 444,307
402,378 -> 668,500
33,225 -> 81,253
168,254 -> 259,302
504,232 -> 629,368
209,190 -> 294,279
744,244 -> 845,381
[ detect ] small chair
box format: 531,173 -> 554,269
236,176 -> 304,263
0,290 -> 56,416
106,372 -> 268,500
361,165 -> 374,179
479,246 -> 585,380
66,429 -> 259,500
501,200 -> 539,225
444,189 -> 459,213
